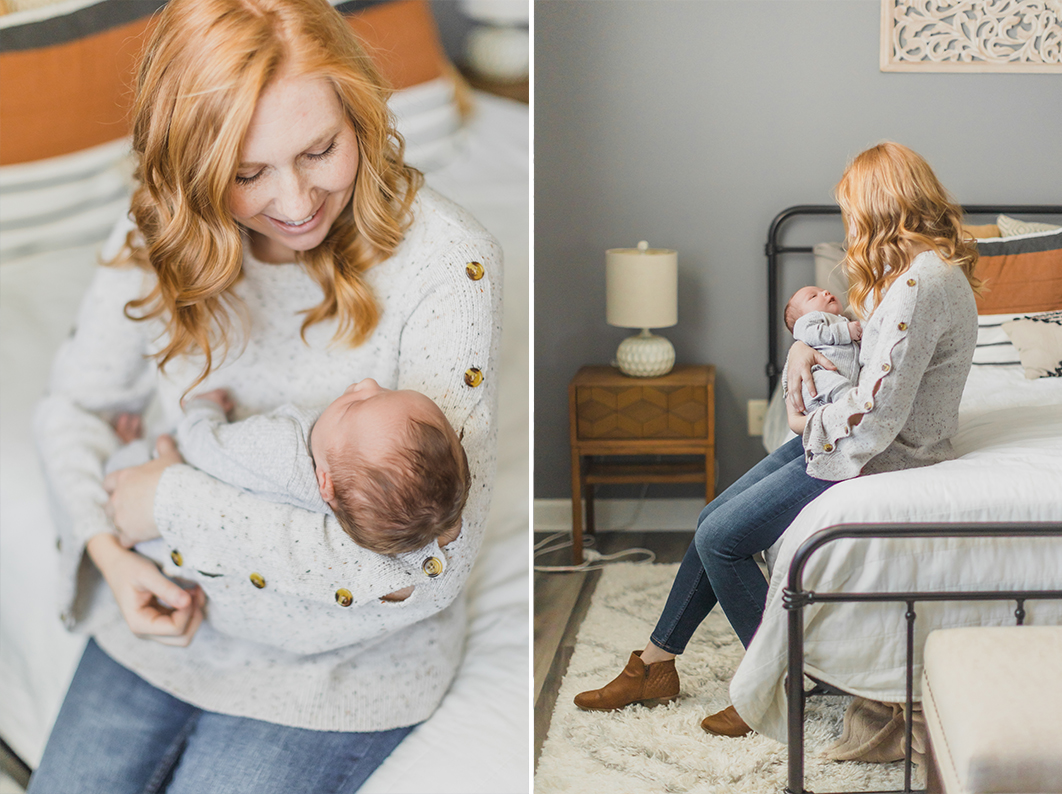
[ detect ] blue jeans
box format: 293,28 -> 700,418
27,639 -> 414,794
650,436 -> 838,651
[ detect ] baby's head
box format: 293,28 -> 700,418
310,379 -> 470,555
784,286 -> 844,333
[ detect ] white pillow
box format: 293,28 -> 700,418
996,214 -> 1061,238
813,241 -> 850,313
1001,310 -> 1062,379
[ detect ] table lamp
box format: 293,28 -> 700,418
606,240 -> 678,377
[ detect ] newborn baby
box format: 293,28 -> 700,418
784,286 -> 862,413
112,379 -> 468,558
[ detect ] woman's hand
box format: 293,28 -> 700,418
786,393 -> 809,435
785,341 -> 837,413
86,533 -> 205,646
103,435 -> 183,547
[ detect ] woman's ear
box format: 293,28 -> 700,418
316,467 -> 335,503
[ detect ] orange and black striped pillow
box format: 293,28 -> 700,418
0,0 -> 452,165
975,229 -> 1062,315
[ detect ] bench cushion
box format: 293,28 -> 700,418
922,626 -> 1062,794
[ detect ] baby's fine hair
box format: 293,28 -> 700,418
330,418 -> 470,555
784,295 -> 802,334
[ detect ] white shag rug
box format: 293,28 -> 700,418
536,563 -> 913,794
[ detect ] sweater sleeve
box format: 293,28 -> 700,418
390,232 -> 503,610
149,233 -> 502,653
803,271 -> 948,481
33,264 -> 157,547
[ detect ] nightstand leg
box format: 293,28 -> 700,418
705,450 -> 716,503
570,449 -> 584,565
585,480 -> 595,536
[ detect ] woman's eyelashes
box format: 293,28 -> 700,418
233,139 -> 339,186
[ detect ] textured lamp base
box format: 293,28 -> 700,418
616,329 -> 675,377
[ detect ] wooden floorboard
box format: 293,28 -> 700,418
533,530 -> 694,770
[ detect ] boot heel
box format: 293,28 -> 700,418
641,695 -> 678,708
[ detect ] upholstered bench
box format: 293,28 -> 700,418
922,626 -> 1062,794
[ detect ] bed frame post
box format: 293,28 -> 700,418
784,587 -> 808,794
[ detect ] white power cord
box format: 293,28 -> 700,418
533,530 -> 655,573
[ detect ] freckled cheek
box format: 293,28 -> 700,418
227,190 -> 262,224
328,152 -> 359,198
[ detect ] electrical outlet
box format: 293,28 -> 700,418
747,399 -> 768,436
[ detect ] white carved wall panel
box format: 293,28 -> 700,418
880,0 -> 1062,72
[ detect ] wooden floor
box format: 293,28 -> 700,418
533,530 -> 694,768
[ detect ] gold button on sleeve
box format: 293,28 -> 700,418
249,572 -> 265,589
823,443 -> 834,452
170,550 -> 183,567
335,588 -> 353,607
864,401 -> 873,410
464,367 -> 483,387
898,322 -> 908,331
881,363 -> 890,372
907,278 -> 916,286
465,261 -> 484,280
422,557 -> 444,577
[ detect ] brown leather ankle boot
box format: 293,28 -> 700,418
573,651 -> 680,711
700,705 -> 752,737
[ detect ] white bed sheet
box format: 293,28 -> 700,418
733,365 -> 1062,744
0,92 -> 529,792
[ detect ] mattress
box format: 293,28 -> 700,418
733,363 -> 1062,744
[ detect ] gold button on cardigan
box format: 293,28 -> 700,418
422,557 -> 444,577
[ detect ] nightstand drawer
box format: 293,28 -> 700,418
575,384 -> 709,440
568,364 -> 715,564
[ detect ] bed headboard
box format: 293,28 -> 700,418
764,204 -> 1062,395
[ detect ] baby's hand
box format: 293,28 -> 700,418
195,388 -> 235,419
848,320 -> 863,342
112,413 -> 143,444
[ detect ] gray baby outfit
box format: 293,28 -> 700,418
792,310 -> 861,412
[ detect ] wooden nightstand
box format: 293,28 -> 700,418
568,365 -> 716,564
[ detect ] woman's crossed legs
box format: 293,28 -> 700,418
27,639 -> 413,794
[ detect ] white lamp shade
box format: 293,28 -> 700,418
606,242 -> 678,329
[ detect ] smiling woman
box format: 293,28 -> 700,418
25,1 -> 503,792
229,71 -> 360,262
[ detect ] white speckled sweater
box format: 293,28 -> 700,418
33,187 -> 501,731
801,251 -> 977,481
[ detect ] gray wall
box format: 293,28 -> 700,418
534,0 -> 1062,500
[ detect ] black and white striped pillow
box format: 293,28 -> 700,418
974,313 -> 1027,366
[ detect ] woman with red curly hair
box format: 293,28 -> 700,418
30,1 -> 500,791
574,142 -> 978,739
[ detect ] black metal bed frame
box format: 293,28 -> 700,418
764,205 -> 1062,794
783,523 -> 1062,794
765,204 -> 1062,394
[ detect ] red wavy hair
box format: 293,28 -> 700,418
836,142 -> 980,319
115,0 -> 422,391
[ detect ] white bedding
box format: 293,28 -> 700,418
0,93 -> 529,792
734,365 -> 1062,744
